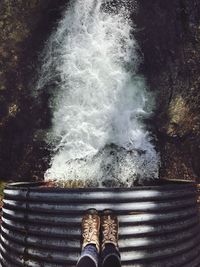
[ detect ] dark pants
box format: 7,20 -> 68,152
76,244 -> 121,267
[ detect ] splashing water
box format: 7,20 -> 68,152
37,0 -> 160,187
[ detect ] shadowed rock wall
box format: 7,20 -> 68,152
0,0 -> 199,182
135,0 -> 200,181
0,0 -> 67,181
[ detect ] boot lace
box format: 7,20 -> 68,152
83,215 -> 98,242
103,215 -> 117,242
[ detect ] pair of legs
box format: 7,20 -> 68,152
76,209 -> 121,267
76,244 -> 121,267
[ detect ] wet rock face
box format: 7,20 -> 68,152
0,0 -> 67,181
0,0 -> 199,182
135,0 -> 200,181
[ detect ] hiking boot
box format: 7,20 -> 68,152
82,209 -> 100,252
101,209 -> 119,251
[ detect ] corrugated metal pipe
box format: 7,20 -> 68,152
0,179 -> 200,267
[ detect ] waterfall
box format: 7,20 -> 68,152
37,0 -> 160,187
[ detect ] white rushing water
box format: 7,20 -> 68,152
37,0 -> 160,187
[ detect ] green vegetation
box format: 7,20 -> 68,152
0,181 -> 6,199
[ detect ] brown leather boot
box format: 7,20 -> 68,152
101,209 -> 119,251
82,209 -> 100,252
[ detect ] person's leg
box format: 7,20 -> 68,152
102,244 -> 121,267
101,210 -> 121,267
76,244 -> 98,267
76,209 -> 100,267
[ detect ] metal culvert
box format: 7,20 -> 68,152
0,180 -> 200,267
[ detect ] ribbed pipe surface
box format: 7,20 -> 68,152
0,180 -> 200,267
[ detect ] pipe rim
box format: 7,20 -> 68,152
5,179 -> 196,191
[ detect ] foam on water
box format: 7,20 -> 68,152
37,0 -> 160,187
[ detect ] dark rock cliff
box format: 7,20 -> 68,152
0,0 -> 199,182
135,0 -> 200,181
0,0 -> 67,181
